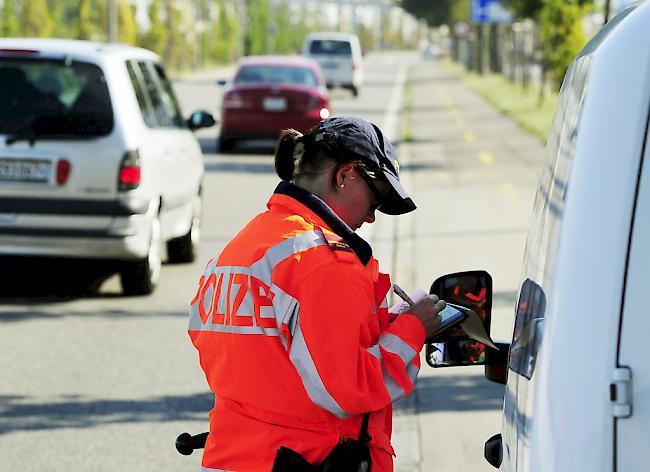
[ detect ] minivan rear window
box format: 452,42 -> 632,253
308,40 -> 352,56
0,58 -> 113,138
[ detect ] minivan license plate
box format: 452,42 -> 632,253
0,159 -> 51,183
263,97 -> 287,112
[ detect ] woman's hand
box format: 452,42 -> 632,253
403,295 -> 446,339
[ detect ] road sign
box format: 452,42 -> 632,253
471,0 -> 513,24
453,20 -> 471,39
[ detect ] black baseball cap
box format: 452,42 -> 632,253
309,116 -> 417,215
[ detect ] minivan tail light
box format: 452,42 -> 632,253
118,150 -> 141,191
56,159 -> 71,185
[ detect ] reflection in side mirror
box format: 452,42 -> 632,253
426,339 -> 487,367
426,270 -> 493,368
188,110 -> 216,130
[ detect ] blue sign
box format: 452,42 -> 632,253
472,0 -> 513,24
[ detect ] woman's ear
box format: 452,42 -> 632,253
336,163 -> 356,189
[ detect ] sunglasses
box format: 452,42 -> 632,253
358,170 -> 388,212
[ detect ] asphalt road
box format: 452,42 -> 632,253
0,51 -> 547,471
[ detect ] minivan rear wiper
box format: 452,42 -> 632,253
6,132 -> 61,146
5,132 -> 92,146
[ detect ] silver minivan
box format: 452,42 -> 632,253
0,39 -> 215,295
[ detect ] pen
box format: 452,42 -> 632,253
392,283 -> 415,306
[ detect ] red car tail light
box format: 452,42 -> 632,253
118,150 -> 141,191
306,94 -> 330,119
307,94 -> 328,109
56,159 -> 71,185
223,91 -> 248,109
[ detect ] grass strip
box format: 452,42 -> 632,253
443,60 -> 557,142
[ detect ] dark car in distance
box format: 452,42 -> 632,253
218,55 -> 331,152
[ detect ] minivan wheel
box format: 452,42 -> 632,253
120,215 -> 162,296
167,193 -> 201,263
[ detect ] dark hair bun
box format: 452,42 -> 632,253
275,129 -> 302,181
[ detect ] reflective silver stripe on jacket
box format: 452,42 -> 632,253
189,230 -> 327,338
202,467 -> 231,472
289,319 -> 350,419
366,334 -> 420,401
378,333 -> 417,365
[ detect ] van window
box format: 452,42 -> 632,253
126,60 -> 157,128
509,55 -> 592,379
138,61 -> 172,128
0,59 -> 113,137
308,40 -> 352,56
152,63 -> 185,128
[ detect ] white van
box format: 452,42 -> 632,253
425,3 -> 650,470
302,32 -> 363,97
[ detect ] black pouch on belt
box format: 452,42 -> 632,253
271,413 -> 371,472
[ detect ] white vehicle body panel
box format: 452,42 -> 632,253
500,3 -> 650,471
616,91 -> 650,470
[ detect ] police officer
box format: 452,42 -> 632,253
188,116 -> 445,471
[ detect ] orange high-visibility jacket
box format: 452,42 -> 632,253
188,183 -> 426,472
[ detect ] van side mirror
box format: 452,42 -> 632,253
187,110 -> 216,131
426,270 -> 493,368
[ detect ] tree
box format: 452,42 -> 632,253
22,0 -> 55,37
162,0 -> 196,70
1,0 -> 21,37
539,0 -> 588,85
501,0 -> 544,19
210,0 -> 240,63
118,0 -> 138,45
503,0 -> 593,88
77,0 -> 98,40
503,0 -> 594,20
450,0 -> 471,23
244,0 -> 269,55
140,0 -> 168,54
399,0 -> 453,27
273,0 -> 292,53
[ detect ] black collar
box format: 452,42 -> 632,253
274,181 -> 373,265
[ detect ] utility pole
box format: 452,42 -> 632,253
108,0 -> 118,42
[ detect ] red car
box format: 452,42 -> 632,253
218,55 -> 331,152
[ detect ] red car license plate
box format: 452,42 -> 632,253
262,97 -> 287,112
